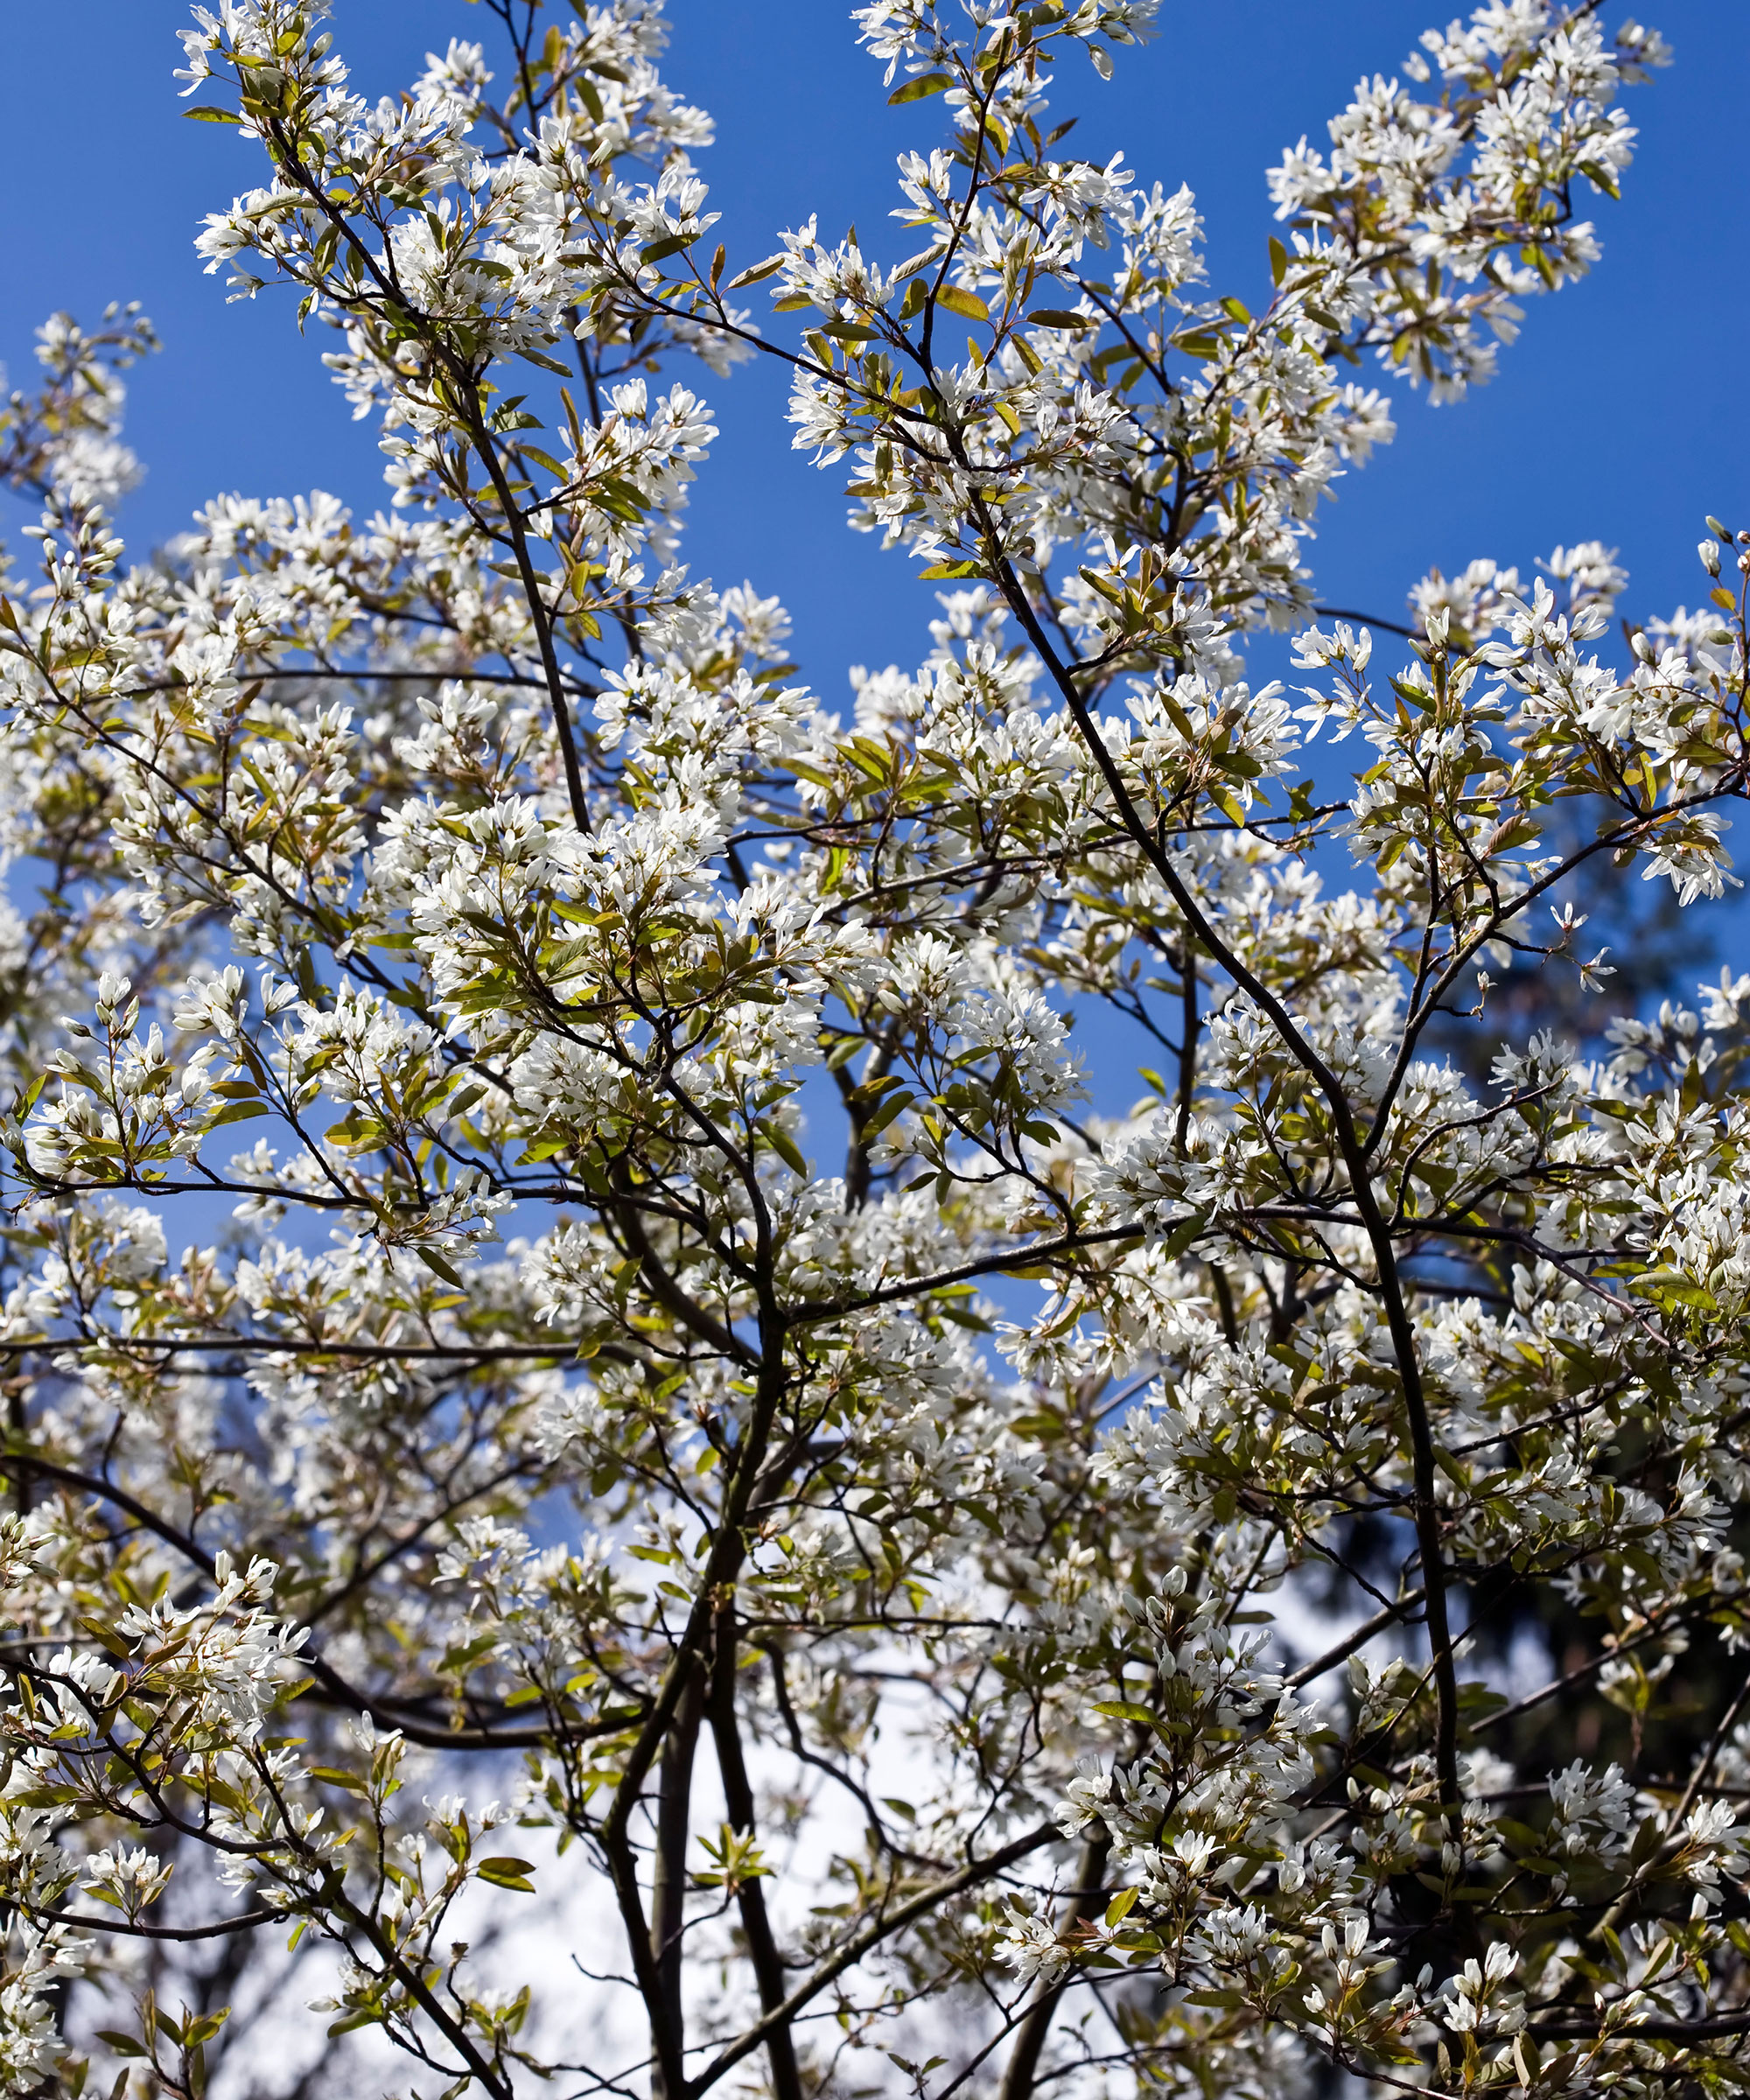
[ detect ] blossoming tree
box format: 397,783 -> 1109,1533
3,1 -> 1748,2095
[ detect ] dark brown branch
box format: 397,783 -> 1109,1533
600,1322 -> 793,2100
784,1225 -> 1144,1328
1313,603 -> 1418,640
612,1198 -> 758,1366
1530,2011 -> 1750,2042
650,1658 -> 706,2100
20,1903 -> 277,1943
709,1601 -> 804,2100
1174,940 -> 1198,1152
0,1455 -> 597,1752
1284,1588 -> 1428,1690
452,390 -> 594,835
996,1833 -> 1109,2100
255,110 -> 591,838
983,542 -> 1466,1849
0,1333 -> 634,1368
685,1823 -> 1059,2099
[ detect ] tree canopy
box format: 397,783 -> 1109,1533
3,4 -> 1748,2098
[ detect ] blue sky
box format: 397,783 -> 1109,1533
4,0 -> 1746,686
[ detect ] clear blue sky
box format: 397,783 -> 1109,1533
3,1 -> 1746,708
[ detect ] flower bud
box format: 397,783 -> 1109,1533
1700,539 -> 1722,577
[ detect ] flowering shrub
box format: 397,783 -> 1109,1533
4,2 -> 1750,2096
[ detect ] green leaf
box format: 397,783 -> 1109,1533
1157,1211 -> 1207,1261
935,284 -> 990,324
861,1089 -> 914,1138
1091,1700 -> 1155,1724
307,1767 -> 371,1794
475,1856 -> 537,1892
888,71 -> 955,102
1026,308 -> 1093,330
760,1121 -> 808,1177
206,1099 -> 272,1129
76,1614 -> 133,1660
416,1246 -> 468,1290
1628,1815 -> 1663,1868
727,254 -> 785,289
440,1633 -> 500,1675
184,107 -> 242,123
